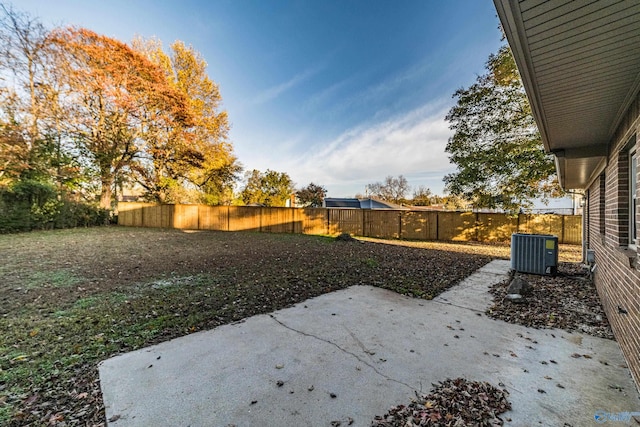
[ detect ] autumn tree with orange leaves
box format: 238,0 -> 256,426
48,27 -> 195,208
132,37 -> 240,204
1,4 -> 241,230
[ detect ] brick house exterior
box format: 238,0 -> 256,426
587,98 -> 640,390
495,0 -> 640,390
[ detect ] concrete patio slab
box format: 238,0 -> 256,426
99,260 -> 640,426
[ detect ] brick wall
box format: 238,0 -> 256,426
586,92 -> 640,391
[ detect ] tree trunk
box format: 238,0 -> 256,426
99,177 -> 112,210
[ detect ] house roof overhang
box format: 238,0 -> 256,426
493,0 -> 640,190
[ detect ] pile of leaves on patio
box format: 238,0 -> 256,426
486,262 -> 614,339
371,378 -> 511,426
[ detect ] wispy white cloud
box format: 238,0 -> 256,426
253,65 -> 323,105
318,58 -> 436,119
302,76 -> 355,112
283,99 -> 456,196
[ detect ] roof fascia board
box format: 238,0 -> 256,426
552,144 -> 609,159
493,0 -> 552,153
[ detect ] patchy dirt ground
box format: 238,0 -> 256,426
1,226 -> 499,426
0,228 -> 497,315
486,263 -> 614,340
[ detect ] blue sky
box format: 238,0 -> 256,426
18,0 -> 505,198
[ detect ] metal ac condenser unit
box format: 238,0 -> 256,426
510,233 -> 558,276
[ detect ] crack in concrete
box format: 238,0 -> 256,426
432,299 -> 487,313
268,314 -> 416,392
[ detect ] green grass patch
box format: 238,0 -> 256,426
73,296 -> 99,309
23,269 -> 82,289
362,257 -> 379,267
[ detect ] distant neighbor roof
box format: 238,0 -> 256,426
323,198 -> 410,210
323,198 -> 362,208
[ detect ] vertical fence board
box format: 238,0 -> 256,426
437,212 -> 476,241
519,214 -> 556,236
117,209 -> 130,226
227,206 -> 261,231
117,210 -> 130,226
119,202 -> 154,227
476,213 -> 518,242
548,215 -> 563,238
227,206 -> 260,231
172,205 -> 199,229
261,207 -> 294,233
401,211 -> 429,240
562,215 -> 582,244
300,208 -> 328,235
119,203 -> 154,227
140,205 -> 153,227
329,209 -> 363,235
365,210 -> 401,238
160,205 -> 173,228
426,212 -> 439,240
131,204 -> 145,227
199,206 -> 228,231
291,209 -> 302,234
141,205 -> 160,228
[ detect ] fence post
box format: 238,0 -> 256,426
436,213 -> 440,241
362,210 -> 366,237
326,208 -> 330,235
475,212 -> 479,242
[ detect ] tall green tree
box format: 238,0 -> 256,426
296,182 -> 327,207
444,45 -> 562,212
241,169 -> 294,207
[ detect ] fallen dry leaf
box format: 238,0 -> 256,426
372,378 -> 511,426
486,263 -> 613,339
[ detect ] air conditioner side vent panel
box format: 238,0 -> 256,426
511,233 -> 558,276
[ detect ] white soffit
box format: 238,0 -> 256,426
494,0 -> 640,189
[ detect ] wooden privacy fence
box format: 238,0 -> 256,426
118,202 -> 582,244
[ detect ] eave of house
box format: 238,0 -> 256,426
494,0 -> 640,190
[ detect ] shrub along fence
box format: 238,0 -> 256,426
0,181 -> 110,233
118,202 -> 582,244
